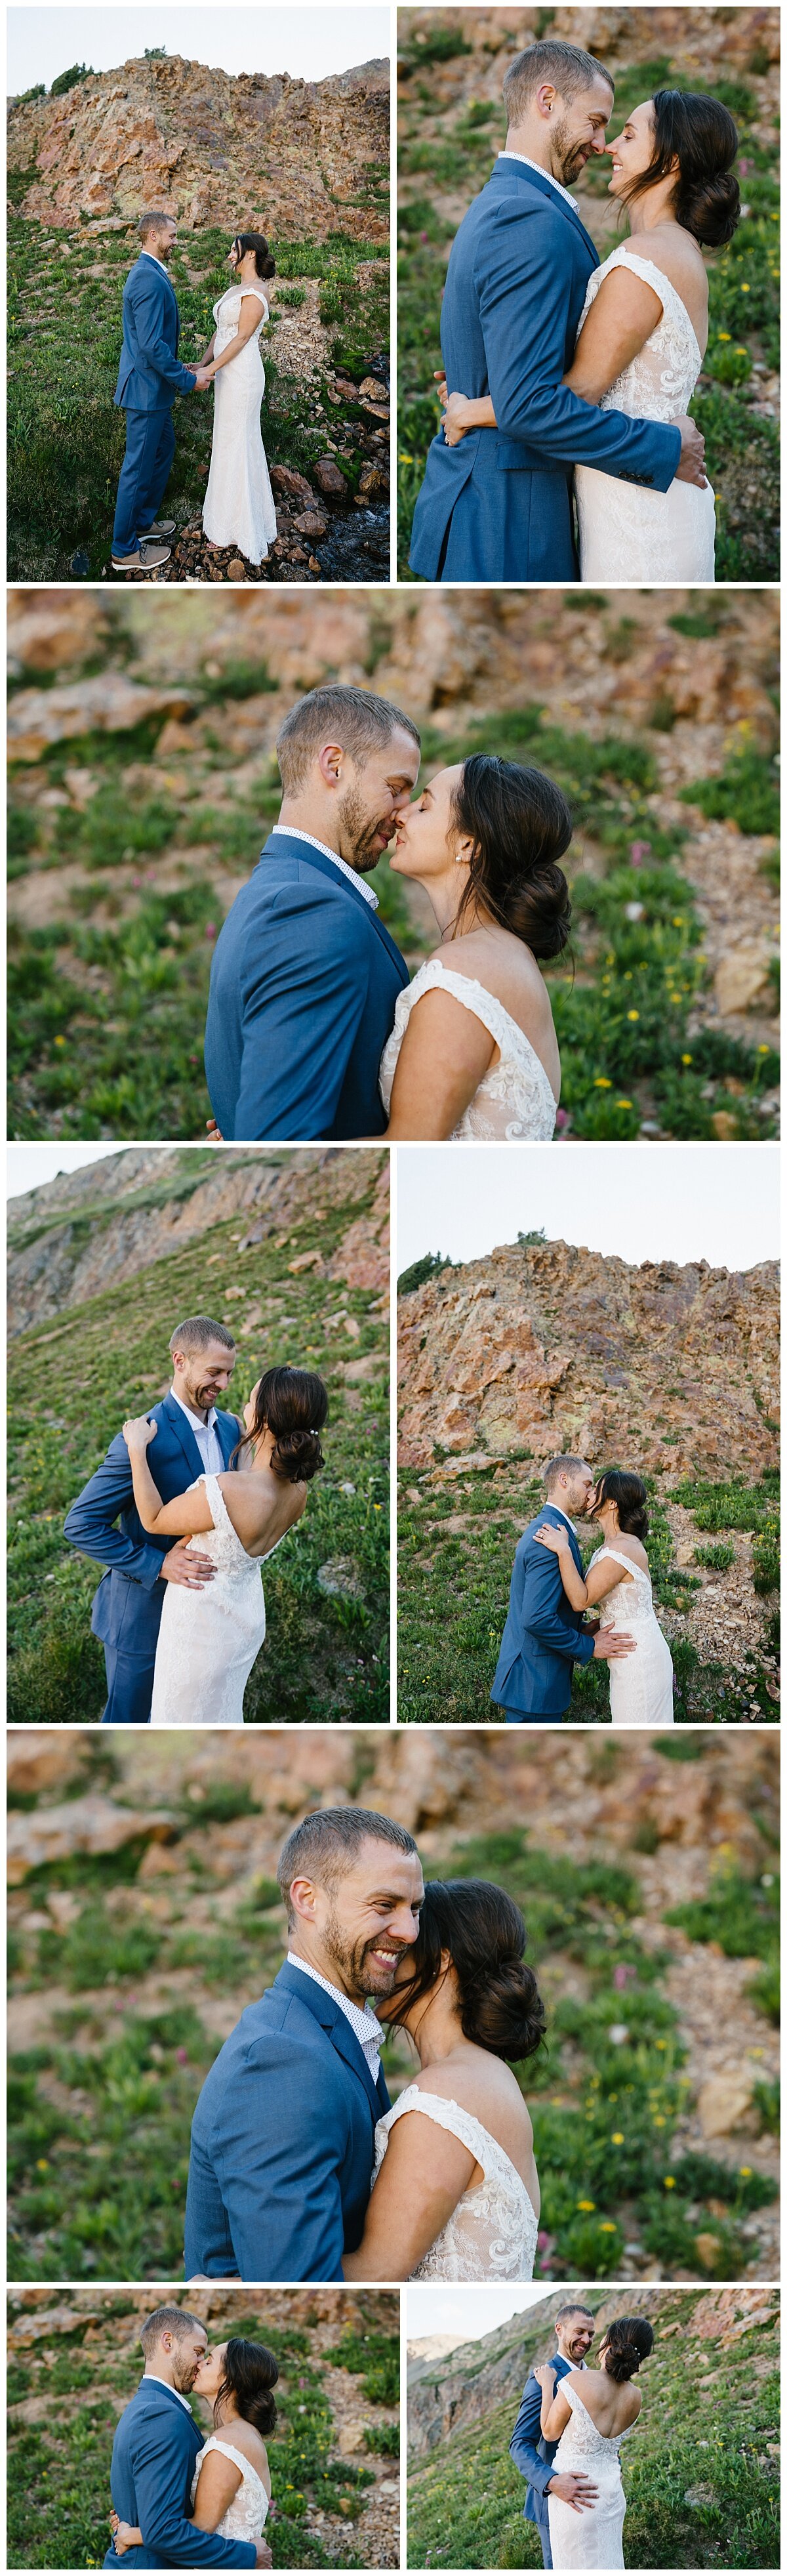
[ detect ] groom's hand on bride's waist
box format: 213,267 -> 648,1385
592,1627 -> 636,1660
254,2545 -> 273,2567
161,1538 -> 216,1587
547,2473 -> 599,2513
674,415 -> 708,487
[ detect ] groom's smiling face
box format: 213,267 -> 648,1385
549,79 -> 614,185
291,1835 -> 426,2002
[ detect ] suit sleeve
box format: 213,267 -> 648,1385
520,1543 -> 595,1666
130,269 -> 197,396
63,1429 -> 167,1592
510,2373 -> 555,2498
212,2035 -> 350,2280
233,883 -> 371,1141
478,203 -> 681,490
128,2417 -> 256,2567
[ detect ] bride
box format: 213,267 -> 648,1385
342,1878 -> 546,2280
197,232 -> 279,568
122,1364 -> 327,1723
379,754 -> 571,1138
438,87 -> 740,581
535,1468 -> 674,1723
535,2314 -> 653,2569
111,2337 -> 277,2558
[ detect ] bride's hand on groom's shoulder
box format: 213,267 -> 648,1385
533,2362 -> 555,2389
534,1526 -> 565,1555
122,1414 -> 157,1451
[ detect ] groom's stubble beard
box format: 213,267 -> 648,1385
336,781 -> 394,875
323,1904 -> 407,2001
552,116 -> 595,186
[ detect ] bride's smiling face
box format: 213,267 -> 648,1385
605,99 -> 660,199
391,764 -> 468,883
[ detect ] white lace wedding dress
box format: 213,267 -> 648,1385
596,1546 -> 674,1724
191,2436 -> 270,2541
574,247 -> 716,581
150,1472 -> 276,1724
548,2384 -> 635,2569
203,285 -> 278,566
378,960 -> 557,1139
371,2087 -> 538,2278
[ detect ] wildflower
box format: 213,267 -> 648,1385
616,1098 -> 633,1108
599,2222 -> 616,2233
740,282 -> 750,291
611,2132 -> 624,2144
577,2198 -> 595,2211
626,1010 -> 639,1021
653,2115 -> 666,2127
37,2158 -> 49,2171
664,2175 -> 676,2189
739,2166 -> 752,2178
681,1052 -> 693,1065
717,331 -> 731,341
54,1035 -> 66,1047
594,1077 -> 612,1088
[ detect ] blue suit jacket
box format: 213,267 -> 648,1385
510,2353 -> 575,2537
409,157 -> 681,581
184,1959 -> 392,2281
104,2377 -> 256,2569
204,828 -> 410,1140
114,255 -> 197,413
491,1505 -> 595,1716
64,1393 -> 241,1663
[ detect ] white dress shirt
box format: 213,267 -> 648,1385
287,1953 -> 384,2080
498,152 -> 579,213
142,2373 -> 193,2411
170,1388 -> 225,1477
141,249 -> 172,275
546,1501 -> 577,1534
270,824 -> 379,909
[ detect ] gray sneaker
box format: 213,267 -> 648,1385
137,519 -> 176,540
111,541 -> 171,573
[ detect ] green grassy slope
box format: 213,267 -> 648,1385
7,1155 -> 390,1720
397,1462 -> 780,1724
407,2289 -> 779,2569
7,2291 -> 399,2569
8,215 -> 389,581
397,37 -> 779,579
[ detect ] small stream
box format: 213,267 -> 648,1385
315,506 -> 390,583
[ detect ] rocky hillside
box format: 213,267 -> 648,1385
406,2284 -> 779,2569
7,1728 -> 780,2290
398,1238 -> 779,1480
8,1144 -> 389,1335
8,2284 -> 399,2571
7,1146 -> 390,1723
9,52 -> 390,242
397,1234 -> 780,1721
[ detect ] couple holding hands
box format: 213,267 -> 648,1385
111,211 -> 277,573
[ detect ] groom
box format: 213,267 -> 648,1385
184,1806 -> 424,2280
409,38 -> 705,583
111,210 -> 211,576
510,2302 -> 599,2568
204,683 -> 420,1140
491,1455 -> 635,1719
104,2302 -> 270,2567
64,1316 -> 241,1725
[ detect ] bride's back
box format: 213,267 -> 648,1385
566,2365 -> 641,2438
432,926 -> 561,1096
409,2043 -> 540,2207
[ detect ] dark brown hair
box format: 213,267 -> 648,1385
231,1363 -> 328,1482
503,41 -> 614,122
386,1879 -> 547,2064
594,1468 -> 649,1539
232,230 -> 276,279
277,1808 -> 418,1921
452,757 -> 573,959
622,90 -> 740,246
601,2316 -> 654,2382
276,684 -> 420,795
215,2338 -> 279,2434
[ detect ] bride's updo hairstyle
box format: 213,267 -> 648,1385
387,1878 -> 547,2064
451,756 -> 573,960
232,1363 -> 328,1482
232,230 -> 277,279
601,2317 -> 654,2382
624,91 -> 740,246
215,2338 -> 279,2434
594,1468 -> 649,1539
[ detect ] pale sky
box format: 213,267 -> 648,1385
395,1144 -> 780,1276
8,6 -> 388,92
8,1144 -> 123,1200
407,2285 -> 551,2346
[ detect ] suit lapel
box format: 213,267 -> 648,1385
542,1505 -> 583,1578
258,833 -> 409,986
161,1390 -> 207,1487
273,1961 -> 384,2123
491,156 -> 599,267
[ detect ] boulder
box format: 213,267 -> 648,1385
313,458 -> 349,499
696,2073 -> 756,2138
7,1795 -> 178,1883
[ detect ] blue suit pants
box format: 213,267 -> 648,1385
100,1640 -> 157,1725
113,408 -> 176,556
502,1707 -> 567,1723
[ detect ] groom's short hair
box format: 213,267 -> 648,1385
276,686 -> 420,795
555,2302 -> 595,2327
503,42 -> 614,123
277,1806 -> 418,1921
138,209 -> 174,241
169,1316 -> 236,1358
140,2304 -> 203,2355
544,1454 -> 588,1490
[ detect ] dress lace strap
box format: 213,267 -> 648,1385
201,1471 -> 233,1534
410,962 -> 557,1104
601,247 -> 702,360
197,2436 -> 268,2493
596,1545 -> 648,1578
